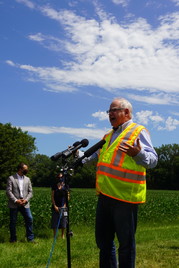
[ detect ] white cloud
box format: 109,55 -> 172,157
6,60 -> 16,67
134,110 -> 165,125
134,110 -> 179,132
6,60 -> 78,92
28,33 -> 64,51
150,115 -> 164,123
15,0 -> 35,9
111,0 -> 129,7
20,125 -> 106,139
158,116 -> 179,131
28,33 -> 45,42
171,0 -> 179,6
127,93 -> 179,105
171,111 -> 179,116
92,111 -> 108,121
43,84 -> 78,93
84,123 -> 96,128
7,5 -> 179,103
135,110 -> 153,125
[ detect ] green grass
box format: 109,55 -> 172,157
0,188 -> 178,267
0,224 -> 178,268
136,223 -> 179,268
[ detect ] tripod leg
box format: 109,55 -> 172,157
65,196 -> 72,268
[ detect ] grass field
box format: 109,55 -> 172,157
0,188 -> 178,267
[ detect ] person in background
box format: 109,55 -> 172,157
51,172 -> 68,239
83,97 -> 158,268
6,162 -> 35,243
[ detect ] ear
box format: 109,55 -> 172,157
124,108 -> 129,116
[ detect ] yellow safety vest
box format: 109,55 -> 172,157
96,123 -> 147,204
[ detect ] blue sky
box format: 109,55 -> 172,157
1,0 -> 179,157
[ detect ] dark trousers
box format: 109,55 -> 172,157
9,207 -> 34,242
95,194 -> 138,268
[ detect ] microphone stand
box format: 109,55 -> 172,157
60,159 -> 73,268
61,153 -> 86,268
51,139 -> 106,267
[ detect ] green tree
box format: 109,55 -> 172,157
30,154 -> 57,187
147,144 -> 179,190
70,160 -> 97,188
0,123 -> 36,188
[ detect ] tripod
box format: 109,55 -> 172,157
46,161 -> 73,268
62,164 -> 73,268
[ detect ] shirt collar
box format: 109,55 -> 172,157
17,173 -> 24,180
113,119 -> 133,132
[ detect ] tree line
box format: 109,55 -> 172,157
0,123 -> 178,190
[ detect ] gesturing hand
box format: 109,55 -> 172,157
118,138 -> 141,157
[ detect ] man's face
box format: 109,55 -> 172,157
21,165 -> 28,175
108,100 -> 127,128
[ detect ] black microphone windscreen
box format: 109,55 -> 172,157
81,139 -> 89,147
84,139 -> 106,157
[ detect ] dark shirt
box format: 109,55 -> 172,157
51,179 -> 67,208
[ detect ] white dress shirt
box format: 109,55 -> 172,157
17,173 -> 24,198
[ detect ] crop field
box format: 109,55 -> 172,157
0,188 -> 178,228
0,188 -> 178,267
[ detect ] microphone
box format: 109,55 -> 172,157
83,139 -> 106,157
72,139 -> 106,167
51,139 -> 89,161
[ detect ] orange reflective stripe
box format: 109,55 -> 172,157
128,125 -> 145,152
118,152 -> 125,166
98,191 -> 145,204
97,162 -> 146,176
97,166 -> 145,183
99,131 -> 113,157
118,127 -> 138,166
113,124 -> 144,167
111,123 -> 137,165
97,170 -> 145,184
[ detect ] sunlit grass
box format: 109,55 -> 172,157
0,224 -> 178,268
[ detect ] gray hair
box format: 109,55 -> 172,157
113,97 -> 133,118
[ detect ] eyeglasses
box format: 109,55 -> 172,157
106,108 -> 124,114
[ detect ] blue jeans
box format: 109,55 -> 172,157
95,194 -> 138,268
9,207 -> 34,242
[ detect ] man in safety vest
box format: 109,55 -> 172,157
91,98 -> 158,268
